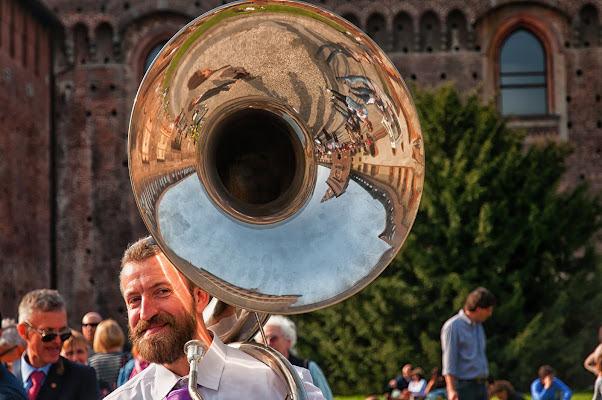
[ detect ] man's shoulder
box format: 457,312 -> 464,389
56,356 -> 96,377
441,311 -> 463,330
105,364 -> 162,400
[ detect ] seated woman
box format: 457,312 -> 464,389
490,380 -> 525,400
400,368 -> 428,400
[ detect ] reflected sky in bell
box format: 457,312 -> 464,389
157,165 -> 391,307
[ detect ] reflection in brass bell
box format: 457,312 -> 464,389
128,0 -> 425,315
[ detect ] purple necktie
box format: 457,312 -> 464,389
166,387 -> 193,400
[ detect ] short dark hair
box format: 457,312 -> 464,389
538,365 -> 556,378
464,287 -> 496,311
119,236 -> 195,295
490,380 -> 515,396
121,236 -> 162,267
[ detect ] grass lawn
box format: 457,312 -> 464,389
333,392 -> 594,400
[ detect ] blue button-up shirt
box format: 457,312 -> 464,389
441,309 -> 489,379
19,350 -> 52,392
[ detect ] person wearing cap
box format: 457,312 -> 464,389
441,287 -> 496,400
13,289 -> 100,400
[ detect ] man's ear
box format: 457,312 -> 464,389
193,287 -> 210,313
17,323 -> 28,341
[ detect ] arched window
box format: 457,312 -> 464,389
96,23 -> 114,64
366,13 -> 387,50
446,9 -> 467,51
419,11 -> 440,53
144,41 -> 167,73
499,29 -> 547,116
577,4 -> 599,48
393,12 -> 413,53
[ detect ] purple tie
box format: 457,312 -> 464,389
166,387 -> 193,400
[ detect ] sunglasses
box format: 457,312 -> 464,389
24,321 -> 72,343
81,323 -> 99,328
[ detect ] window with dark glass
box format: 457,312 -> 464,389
144,41 -> 167,73
499,29 -> 547,116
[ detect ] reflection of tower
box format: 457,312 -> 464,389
321,151 -> 352,202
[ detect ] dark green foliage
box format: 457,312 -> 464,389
293,84 -> 602,395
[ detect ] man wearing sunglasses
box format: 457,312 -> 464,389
13,289 -> 100,400
81,312 -> 103,355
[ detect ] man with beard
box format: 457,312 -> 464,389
105,236 -> 326,400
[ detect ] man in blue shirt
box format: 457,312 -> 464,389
13,289 -> 100,400
530,365 -> 572,400
441,287 -> 496,400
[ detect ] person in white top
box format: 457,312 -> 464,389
105,236 -> 325,400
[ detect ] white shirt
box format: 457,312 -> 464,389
105,335 -> 325,399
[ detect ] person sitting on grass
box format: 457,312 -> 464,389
490,380 -> 524,400
530,365 -> 572,400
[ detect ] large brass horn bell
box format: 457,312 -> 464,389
128,0 -> 425,316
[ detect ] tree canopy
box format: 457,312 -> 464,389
293,84 -> 602,396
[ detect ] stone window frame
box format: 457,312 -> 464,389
132,29 -> 178,83
490,15 -> 557,115
486,13 -> 568,141
498,28 -> 548,116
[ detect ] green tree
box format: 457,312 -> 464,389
294,84 -> 602,395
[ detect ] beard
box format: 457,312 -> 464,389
130,310 -> 196,365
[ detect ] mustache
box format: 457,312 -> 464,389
131,313 -> 177,337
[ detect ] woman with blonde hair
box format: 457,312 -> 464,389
87,319 -> 131,397
61,330 -> 90,365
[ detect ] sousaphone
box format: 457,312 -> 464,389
128,0 -> 425,398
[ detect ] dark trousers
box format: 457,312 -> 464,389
456,380 -> 488,400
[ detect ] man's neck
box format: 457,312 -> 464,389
26,352 -> 51,369
164,356 -> 192,377
464,309 -> 479,323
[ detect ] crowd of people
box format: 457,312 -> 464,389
0,236 -> 329,400
366,287 -> 601,400
1,271 -> 601,400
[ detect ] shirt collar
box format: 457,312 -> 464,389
151,333 -> 226,397
20,350 -> 52,382
458,309 -> 475,325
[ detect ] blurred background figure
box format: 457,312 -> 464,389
530,365 -> 572,400
257,315 -> 333,400
116,344 -> 148,387
81,312 -> 103,355
0,317 -> 27,373
87,319 -> 131,397
592,355 -> 602,400
425,367 -> 447,400
584,326 -> 602,376
388,364 -> 413,399
400,367 -> 427,400
0,311 -> 28,400
61,330 -> 90,365
490,380 -> 524,400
